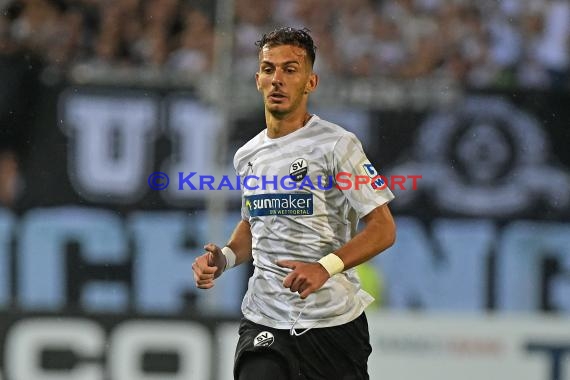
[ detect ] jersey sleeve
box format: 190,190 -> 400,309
333,133 -> 395,219
241,194 -> 250,220
234,151 -> 251,221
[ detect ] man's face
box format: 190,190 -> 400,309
255,44 -> 317,117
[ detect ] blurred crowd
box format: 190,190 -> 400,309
0,0 -> 569,89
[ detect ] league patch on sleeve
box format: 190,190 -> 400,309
361,162 -> 387,190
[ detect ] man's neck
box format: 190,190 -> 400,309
266,111 -> 311,139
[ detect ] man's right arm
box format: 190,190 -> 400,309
192,220 -> 252,289
225,219 -> 253,266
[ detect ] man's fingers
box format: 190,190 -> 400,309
196,281 -> 215,289
192,246 -> 223,290
192,260 -> 219,290
204,243 -> 216,251
289,275 -> 306,293
204,243 -> 221,255
193,261 -> 218,275
284,274 -> 314,298
202,266 -> 218,275
299,286 -> 313,299
283,273 -> 308,294
195,272 -> 216,281
283,272 -> 295,288
279,261 -> 324,297
196,277 -> 214,286
276,260 -> 297,270
204,244 -> 224,268
193,265 -> 216,289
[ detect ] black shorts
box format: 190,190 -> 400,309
234,313 -> 372,380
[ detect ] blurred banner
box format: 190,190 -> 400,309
368,312 -> 570,380
0,312 -> 568,380
1,83 -> 569,316
1,79 -> 570,379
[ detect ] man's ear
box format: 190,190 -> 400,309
255,72 -> 261,92
304,72 -> 319,94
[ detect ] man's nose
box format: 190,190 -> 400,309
271,69 -> 284,86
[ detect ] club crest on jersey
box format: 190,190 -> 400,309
253,331 -> 275,347
362,162 -> 386,190
289,158 -> 308,182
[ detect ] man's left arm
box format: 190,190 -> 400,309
277,203 -> 396,298
333,203 -> 395,269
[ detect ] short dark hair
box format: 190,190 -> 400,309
255,27 -> 316,67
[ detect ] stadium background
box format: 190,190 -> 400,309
1,0 -> 569,379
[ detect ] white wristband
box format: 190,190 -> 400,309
221,246 -> 237,271
318,253 -> 345,277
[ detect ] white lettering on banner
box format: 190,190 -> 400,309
18,208 -> 128,311
164,98 -> 238,203
60,93 -> 159,203
108,321 -> 210,380
389,96 -> 570,217
497,222 -> 570,311
376,218 -> 570,312
4,318 -> 104,380
129,212 -> 198,313
374,218 -> 494,310
1,316 -> 569,380
2,207 -> 245,314
129,210 -> 246,314
0,207 -> 569,314
59,94 -> 239,205
216,323 -> 241,380
1,318 -> 211,380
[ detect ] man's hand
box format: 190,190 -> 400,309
192,243 -> 227,289
276,260 -> 331,299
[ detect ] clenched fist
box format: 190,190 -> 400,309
192,243 -> 227,289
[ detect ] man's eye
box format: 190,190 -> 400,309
263,67 -> 273,73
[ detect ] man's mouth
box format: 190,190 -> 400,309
268,92 -> 287,102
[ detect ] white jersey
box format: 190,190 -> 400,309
234,115 -> 394,329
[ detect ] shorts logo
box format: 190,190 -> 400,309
289,158 -> 308,182
362,163 -> 385,190
253,331 -> 275,347
245,193 -> 313,216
